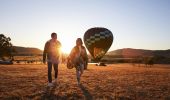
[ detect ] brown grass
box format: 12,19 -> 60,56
0,64 -> 170,100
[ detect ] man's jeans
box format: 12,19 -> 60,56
47,62 -> 58,83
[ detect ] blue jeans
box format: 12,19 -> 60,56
47,62 -> 58,83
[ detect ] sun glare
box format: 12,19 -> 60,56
59,35 -> 77,54
60,46 -> 72,54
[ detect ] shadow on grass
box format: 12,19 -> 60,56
79,84 -> 93,100
40,83 -> 82,100
27,82 -> 92,99
41,84 -> 57,100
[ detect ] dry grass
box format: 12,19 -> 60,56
0,64 -> 170,100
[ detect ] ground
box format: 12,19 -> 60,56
0,64 -> 170,100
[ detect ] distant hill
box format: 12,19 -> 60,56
12,46 -> 170,58
13,46 -> 43,55
106,48 -> 170,58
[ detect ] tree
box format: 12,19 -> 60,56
0,34 -> 15,60
144,57 -> 154,67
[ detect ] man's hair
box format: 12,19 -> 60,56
51,32 -> 57,38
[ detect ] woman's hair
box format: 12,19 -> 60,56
76,38 -> 83,46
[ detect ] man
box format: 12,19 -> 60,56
68,38 -> 88,85
43,32 -> 62,87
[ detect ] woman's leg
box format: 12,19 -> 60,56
76,64 -> 84,84
80,63 -> 84,76
76,69 -> 80,84
74,58 -> 84,84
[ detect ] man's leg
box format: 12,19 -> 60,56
47,62 -> 52,83
53,63 -> 58,79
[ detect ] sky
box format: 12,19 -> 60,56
0,0 -> 170,53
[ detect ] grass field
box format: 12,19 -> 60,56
0,64 -> 170,100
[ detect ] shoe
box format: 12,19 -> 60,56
52,79 -> 57,83
78,82 -> 82,87
47,83 -> 54,87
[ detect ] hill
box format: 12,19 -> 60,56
12,46 -> 170,59
13,46 -> 43,55
106,48 -> 170,58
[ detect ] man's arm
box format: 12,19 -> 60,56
43,42 -> 49,64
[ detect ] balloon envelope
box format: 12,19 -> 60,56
83,27 -> 113,61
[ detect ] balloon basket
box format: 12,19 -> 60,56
95,62 -> 107,66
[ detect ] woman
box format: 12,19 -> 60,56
68,38 -> 88,85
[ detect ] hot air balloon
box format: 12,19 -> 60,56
83,27 -> 113,62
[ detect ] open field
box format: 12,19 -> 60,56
0,64 -> 170,100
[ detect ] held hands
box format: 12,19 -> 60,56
59,56 -> 62,63
43,60 -> 46,64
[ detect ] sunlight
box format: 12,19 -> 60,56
58,33 -> 79,54
60,45 -> 72,54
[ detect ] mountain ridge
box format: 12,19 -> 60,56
13,46 -> 170,58
106,48 -> 170,58
13,46 -> 43,55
